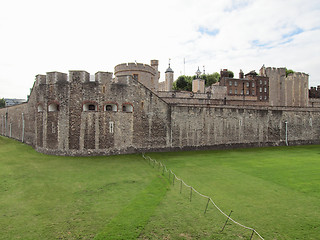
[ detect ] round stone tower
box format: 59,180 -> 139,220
114,60 -> 159,91
165,63 -> 174,91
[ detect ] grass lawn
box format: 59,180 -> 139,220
140,146 -> 320,240
1,136 -> 320,239
0,136 -> 168,239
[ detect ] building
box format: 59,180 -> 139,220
0,60 -> 319,156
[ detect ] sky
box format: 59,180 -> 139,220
1,0 -> 319,99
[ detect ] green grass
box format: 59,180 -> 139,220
139,146 -> 320,239
1,136 -> 320,239
0,136 -> 166,239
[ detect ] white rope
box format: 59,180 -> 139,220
142,153 -> 264,240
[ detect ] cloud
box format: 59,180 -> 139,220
0,0 -> 319,98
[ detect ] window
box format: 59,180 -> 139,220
260,87 -> 262,93
264,80 -> 267,85
235,89 -> 238,94
252,82 -> 255,87
264,96 -> 268,100
109,121 -> 114,133
105,104 -> 117,112
88,104 -> 95,111
48,103 -> 59,112
102,86 -> 106,93
246,82 -> 250,87
133,74 -> 138,81
235,81 -> 238,86
246,90 -> 249,95
229,81 -> 232,86
259,96 -> 262,100
259,80 -> 262,85
252,90 -> 255,95
241,90 -> 244,95
83,102 -> 97,111
122,103 -> 133,113
264,87 -> 267,93
38,104 -> 44,112
229,89 -> 233,94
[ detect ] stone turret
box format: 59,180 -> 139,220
192,67 -> 205,93
165,63 -> 174,91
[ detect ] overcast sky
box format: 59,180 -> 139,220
1,0 -> 319,99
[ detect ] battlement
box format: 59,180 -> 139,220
114,62 -> 156,76
34,70 -> 114,86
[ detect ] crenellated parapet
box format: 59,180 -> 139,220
114,62 -> 157,76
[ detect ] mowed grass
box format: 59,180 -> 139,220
0,136 -> 168,239
1,136 -> 320,240
139,146 -> 320,240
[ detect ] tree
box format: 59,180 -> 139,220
228,70 -> 234,78
285,68 -> 295,77
205,72 -> 220,86
175,76 -> 188,90
0,98 -> 5,108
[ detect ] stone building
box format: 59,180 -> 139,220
0,60 -> 319,156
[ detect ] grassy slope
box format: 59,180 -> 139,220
0,136 -> 165,240
140,146 -> 320,240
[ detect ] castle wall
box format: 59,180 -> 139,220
1,68 -> 319,156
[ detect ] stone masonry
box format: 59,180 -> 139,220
0,60 -> 319,156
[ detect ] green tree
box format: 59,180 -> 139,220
205,72 -> 220,86
228,70 -> 234,78
0,98 -> 5,108
175,76 -> 188,90
285,68 -> 295,77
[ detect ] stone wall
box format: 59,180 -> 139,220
1,69 -> 319,156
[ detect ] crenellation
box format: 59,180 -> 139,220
1,60 -> 319,157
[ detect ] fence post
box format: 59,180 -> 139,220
250,230 -> 255,240
204,198 -> 210,214
221,210 -> 233,232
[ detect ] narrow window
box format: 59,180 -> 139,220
106,105 -> 112,111
241,90 -> 244,95
38,105 -> 43,112
122,103 -> 133,112
88,104 -> 96,111
102,86 -> 106,93
264,87 -> 267,93
265,80 -> 267,85
260,87 -> 262,93
259,80 -> 262,85
252,82 -> 255,87
259,96 -> 262,100
264,96 -> 267,100
234,89 -> 238,94
234,81 -> 238,87
246,90 -> 249,95
229,89 -> 233,94
246,82 -> 249,87
229,81 -> 232,86
109,121 -> 114,133
48,103 -> 59,112
252,90 -> 255,95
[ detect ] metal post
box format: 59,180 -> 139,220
21,113 -> 25,143
221,210 -> 233,232
250,230 -> 255,240
204,198 -> 210,214
285,120 -> 288,146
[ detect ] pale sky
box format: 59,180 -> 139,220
1,0 -> 319,99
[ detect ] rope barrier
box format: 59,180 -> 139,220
142,153 -> 264,240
